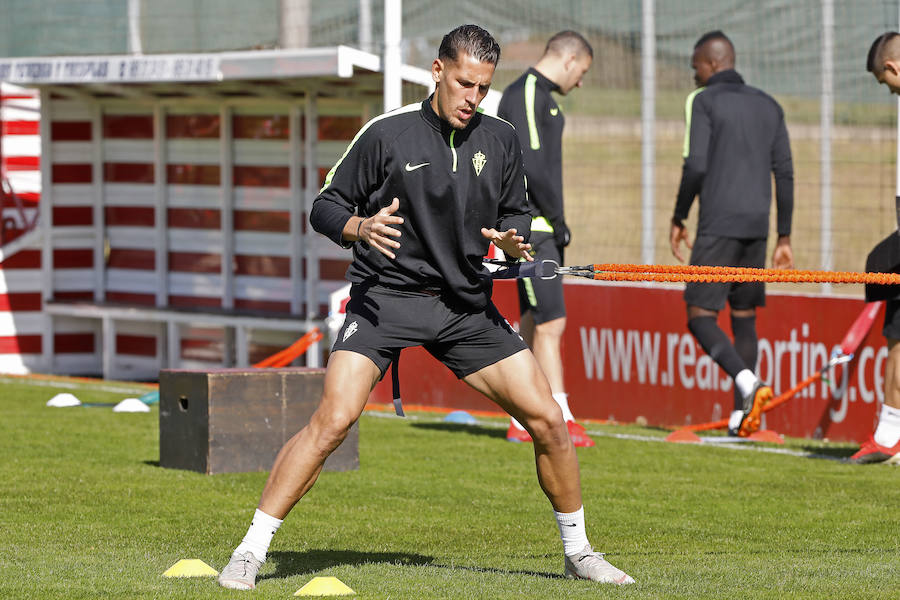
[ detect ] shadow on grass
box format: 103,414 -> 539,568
261,549 -> 432,580
798,445 -> 856,460
410,422 -> 508,440
263,549 -> 562,581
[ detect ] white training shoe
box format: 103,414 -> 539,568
217,551 -> 262,590
564,544 -> 635,585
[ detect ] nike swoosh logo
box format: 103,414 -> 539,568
550,108 -> 559,116
563,522 -> 577,527
405,162 -> 430,171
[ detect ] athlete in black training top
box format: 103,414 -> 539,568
670,30 -> 794,438
216,24 -> 635,590
496,30 -> 594,446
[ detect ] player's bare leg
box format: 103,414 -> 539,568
508,315 -> 592,445
464,349 -> 633,584
465,348 -> 580,509
219,351 -> 379,590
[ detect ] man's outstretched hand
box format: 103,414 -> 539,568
358,197 -> 404,259
481,227 -> 533,261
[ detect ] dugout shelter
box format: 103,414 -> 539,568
0,47 -> 432,379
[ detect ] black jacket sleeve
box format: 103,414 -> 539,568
673,91 -> 710,222
520,91 -> 564,230
496,133 -> 531,240
771,114 -> 794,236
309,126 -> 383,247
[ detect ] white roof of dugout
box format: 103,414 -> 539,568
0,46 -> 434,100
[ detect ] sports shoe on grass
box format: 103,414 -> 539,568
728,382 -> 773,437
567,420 -> 595,447
564,544 -> 634,585
848,436 -> 900,465
506,421 -> 533,443
218,551 -> 262,590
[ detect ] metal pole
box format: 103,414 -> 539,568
127,0 -> 142,54
359,0 -> 373,53
640,0 -> 656,265
383,0 -> 402,113
820,0 -> 834,294
280,0 -> 310,49
896,4 -> 900,226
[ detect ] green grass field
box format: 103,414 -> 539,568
1,377 -> 898,599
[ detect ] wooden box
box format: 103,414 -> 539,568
158,368 -> 358,474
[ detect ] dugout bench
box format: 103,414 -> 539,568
43,299 -> 325,380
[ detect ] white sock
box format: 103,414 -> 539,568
553,392 -> 575,422
510,417 -> 527,431
555,505 -> 590,556
734,369 -> 758,399
234,508 -> 283,562
873,404 -> 900,447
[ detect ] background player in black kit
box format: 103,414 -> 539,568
497,31 -> 594,447
848,31 -> 900,464
216,25 -> 634,590
670,30 -> 794,437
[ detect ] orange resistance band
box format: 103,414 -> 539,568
590,264 -> 900,285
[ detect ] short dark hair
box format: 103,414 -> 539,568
545,30 -> 593,59
438,24 -> 501,66
694,30 -> 732,50
868,32 -> 899,73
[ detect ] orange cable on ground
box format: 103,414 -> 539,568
682,370 -> 824,433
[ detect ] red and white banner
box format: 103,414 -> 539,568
372,280 -> 883,443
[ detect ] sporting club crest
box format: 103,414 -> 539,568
472,151 -> 486,176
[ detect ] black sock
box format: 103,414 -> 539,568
731,314 -> 757,372
730,314 -> 758,410
687,316 -> 746,379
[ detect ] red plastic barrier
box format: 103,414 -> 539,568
371,280 -> 884,442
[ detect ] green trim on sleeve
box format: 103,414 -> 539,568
682,87 -> 704,159
524,73 -> 540,150
320,102 -> 420,193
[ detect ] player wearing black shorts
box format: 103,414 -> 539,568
847,32 -> 900,464
216,25 -> 635,590
497,31 -> 594,446
670,31 -> 794,437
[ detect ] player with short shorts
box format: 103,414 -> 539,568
216,25 -> 635,591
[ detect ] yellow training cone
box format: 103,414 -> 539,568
294,576 -> 356,596
162,559 -> 219,577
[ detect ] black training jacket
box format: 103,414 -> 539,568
674,69 -> 793,239
310,97 -> 531,311
497,67 -> 565,232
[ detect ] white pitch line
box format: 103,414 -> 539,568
0,376 -> 153,396
585,429 -> 846,462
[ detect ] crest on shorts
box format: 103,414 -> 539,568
472,151 -> 486,176
342,321 -> 358,342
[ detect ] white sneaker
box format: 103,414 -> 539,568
564,544 -> 634,585
218,551 -> 262,590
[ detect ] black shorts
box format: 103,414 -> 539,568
332,283 -> 528,379
517,231 -> 566,324
883,299 -> 900,340
684,235 -> 766,311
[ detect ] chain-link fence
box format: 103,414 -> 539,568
2,0 -> 900,294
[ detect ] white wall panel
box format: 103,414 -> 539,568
106,226 -> 157,248
103,139 -> 155,162
105,269 -> 158,294
104,183 -> 156,205
168,228 -> 223,252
